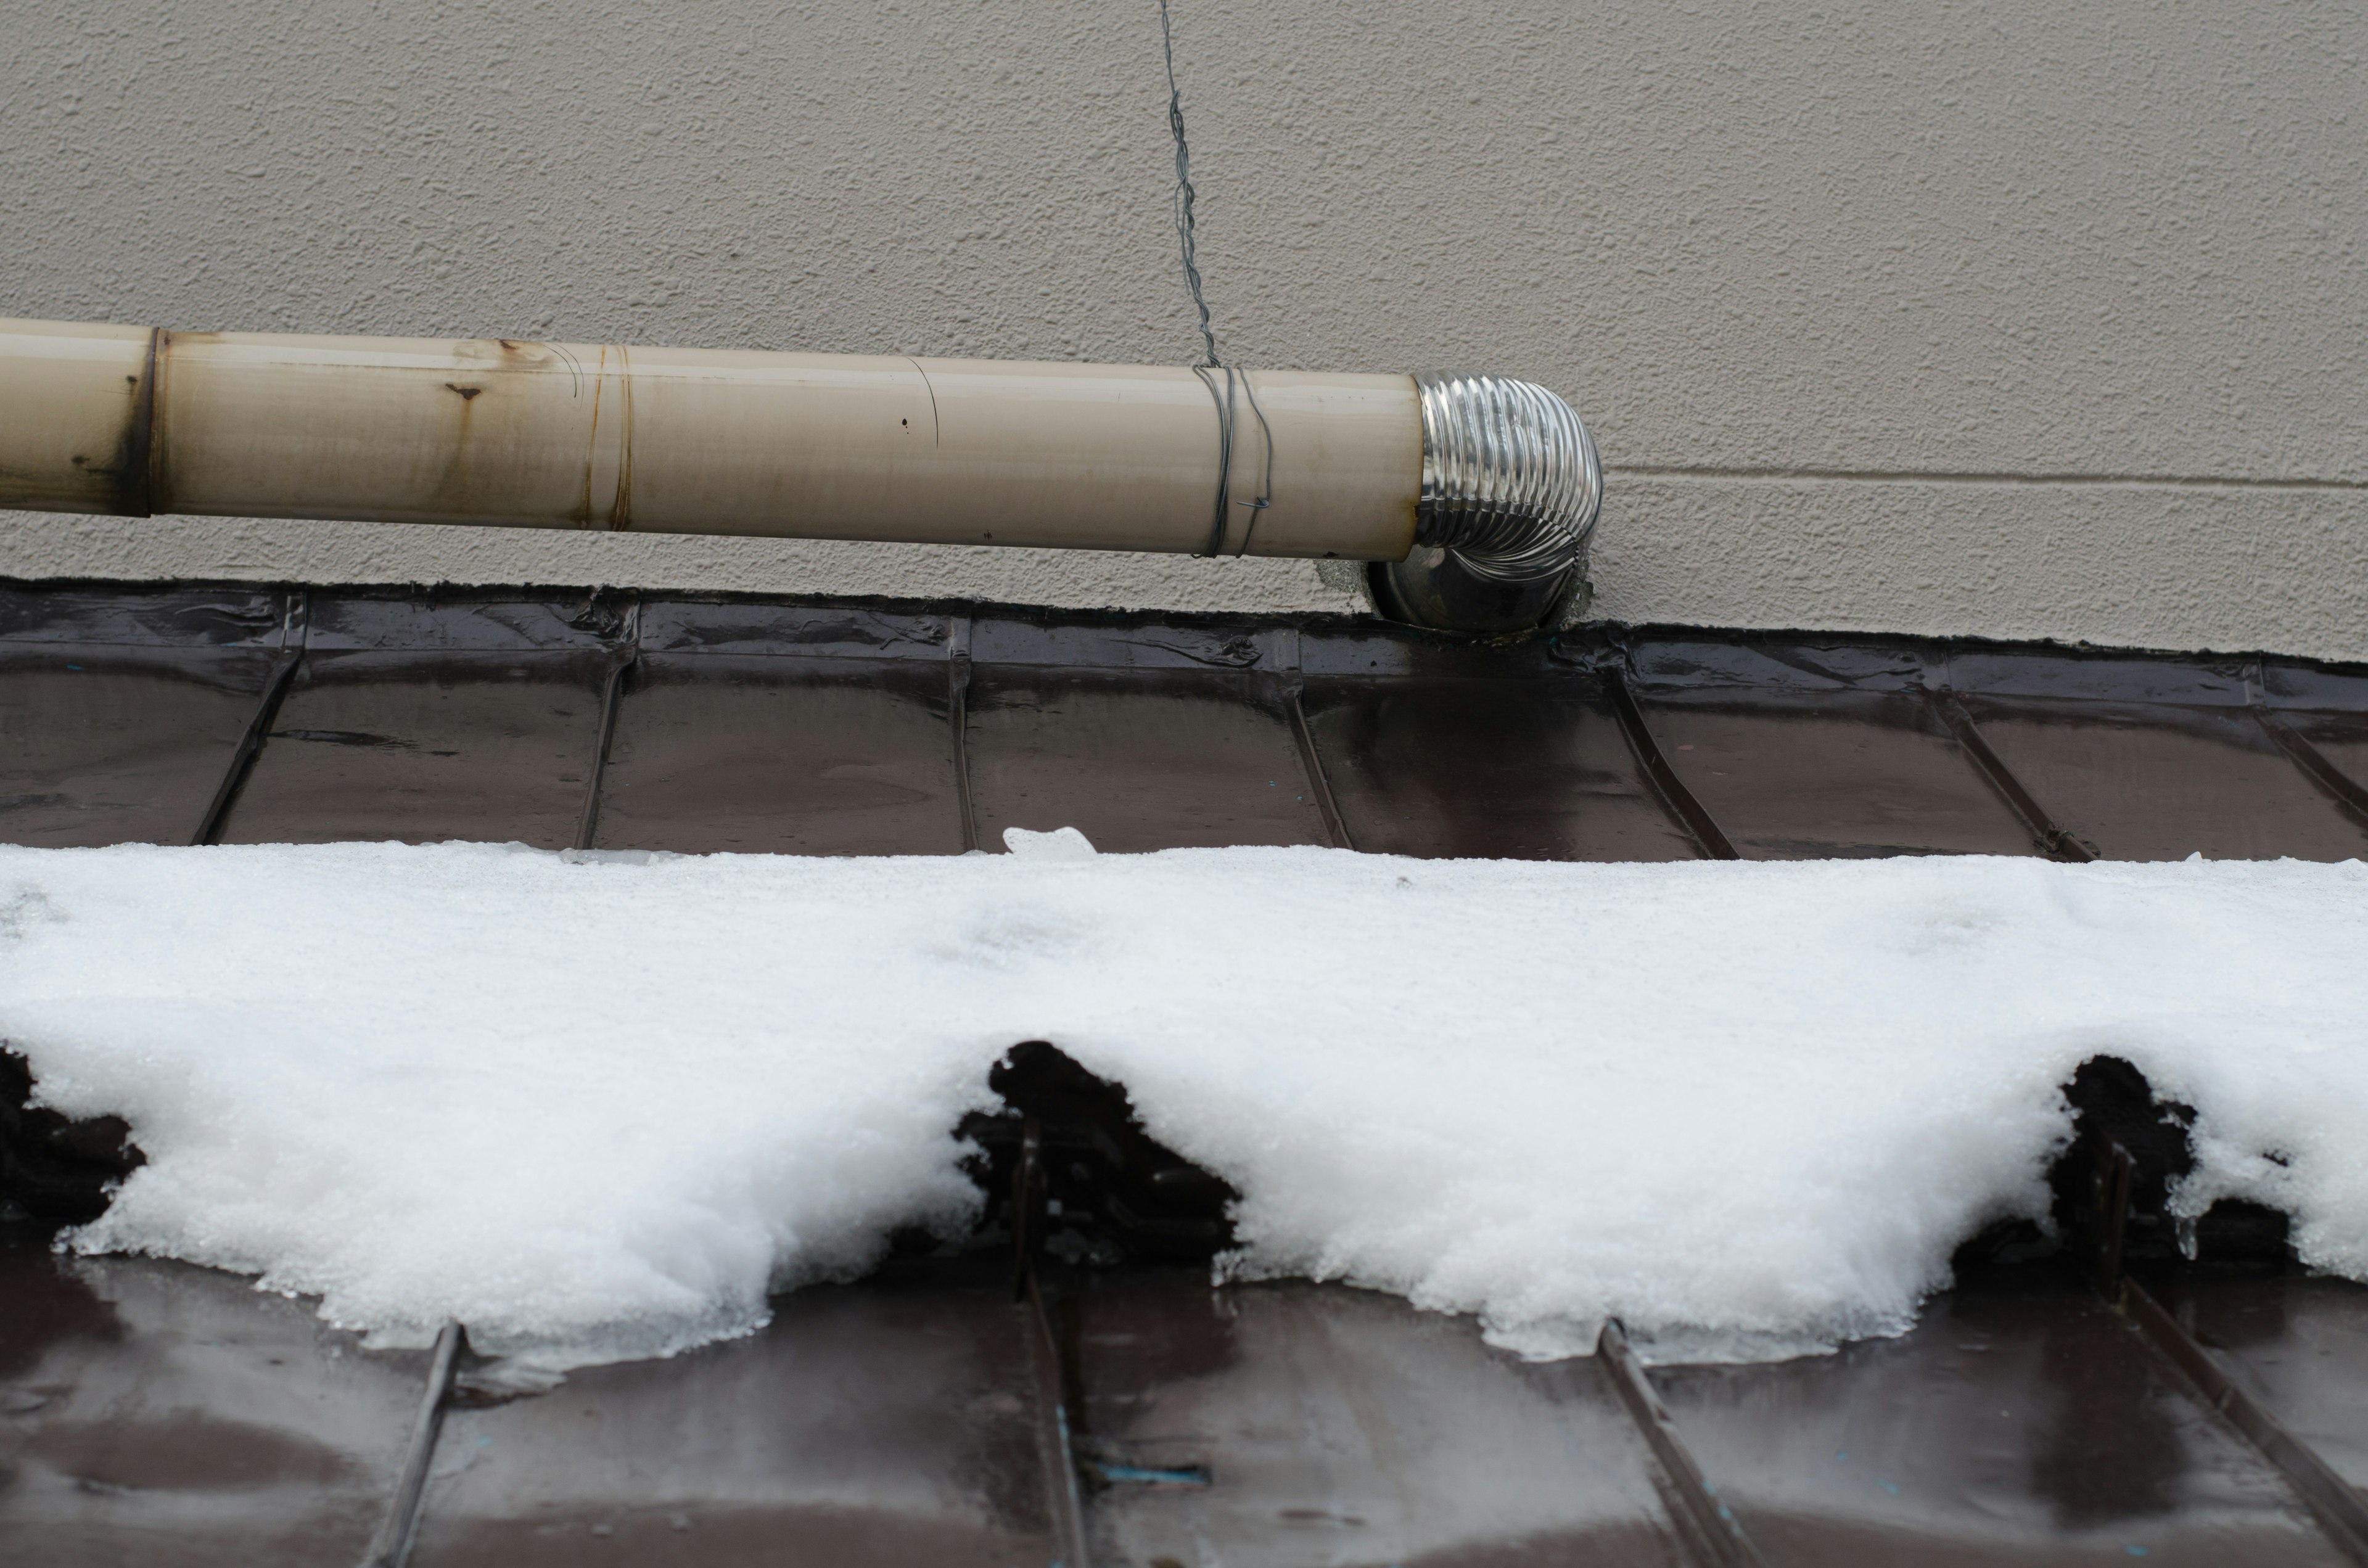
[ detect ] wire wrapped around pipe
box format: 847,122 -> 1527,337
1413,372 -> 1603,583
1190,362 -> 1273,557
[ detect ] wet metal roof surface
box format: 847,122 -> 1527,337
4,581 -> 2368,1567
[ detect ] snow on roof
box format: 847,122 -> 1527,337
2,836 -> 2364,1372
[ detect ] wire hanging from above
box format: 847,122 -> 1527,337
1157,0 -> 1273,557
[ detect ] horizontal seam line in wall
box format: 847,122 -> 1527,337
1608,465 -> 2368,493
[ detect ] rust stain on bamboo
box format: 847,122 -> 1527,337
425,345 -> 504,516
67,327 -> 162,517
575,344 -> 633,531
577,345 -> 607,528
609,345 -> 633,532
424,337 -> 591,521
144,328 -> 189,516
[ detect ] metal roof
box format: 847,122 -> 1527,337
4,581 -> 2367,1566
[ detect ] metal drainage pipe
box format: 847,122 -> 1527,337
0,318 -> 1601,633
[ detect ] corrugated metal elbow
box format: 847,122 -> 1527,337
1414,372 -> 1603,586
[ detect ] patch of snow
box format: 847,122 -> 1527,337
1001,825 -> 1099,860
0,842 -> 2362,1370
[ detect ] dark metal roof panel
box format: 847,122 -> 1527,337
219,651 -> 612,850
598,654 -> 966,857
1303,676 -> 1701,861
1635,692 -> 2042,860
407,1265 -> 1058,1568
1957,699 -> 2368,862
1072,1273 -> 1692,1566
0,649 -> 275,847
1650,1278 -> 2358,1566
2153,1276 -> 2368,1497
964,667 -> 1332,853
0,1229 -> 432,1566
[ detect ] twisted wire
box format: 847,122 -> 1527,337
1159,0 -> 1272,556
1159,0 -> 1219,370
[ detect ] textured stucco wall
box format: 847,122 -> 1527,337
4,1 -> 2363,657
